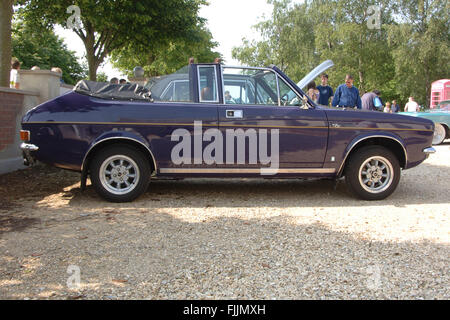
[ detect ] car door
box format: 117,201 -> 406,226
217,66 -> 329,174
149,64 -> 220,173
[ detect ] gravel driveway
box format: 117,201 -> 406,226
0,142 -> 449,300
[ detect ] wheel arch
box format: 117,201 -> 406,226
81,136 -> 157,184
338,135 -> 407,177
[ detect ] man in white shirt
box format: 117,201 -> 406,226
10,60 -> 21,89
404,96 -> 419,112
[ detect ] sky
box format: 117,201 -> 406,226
55,0 -> 277,80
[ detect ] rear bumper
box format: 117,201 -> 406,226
21,143 -> 39,166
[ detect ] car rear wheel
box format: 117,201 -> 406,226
432,123 -> 446,145
345,146 -> 400,201
90,145 -> 150,202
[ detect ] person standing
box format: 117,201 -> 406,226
10,59 -> 21,89
361,90 -> 382,111
391,100 -> 400,113
306,81 -> 320,103
316,73 -> 333,106
332,74 -> 362,109
404,97 -> 420,112
384,102 -> 393,113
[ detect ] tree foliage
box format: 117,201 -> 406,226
111,21 -> 221,77
11,16 -> 86,84
17,0 -> 206,80
233,0 -> 449,107
387,0 -> 449,104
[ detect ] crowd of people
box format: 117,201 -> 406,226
9,58 -> 129,90
9,59 -> 65,90
109,77 -> 128,85
307,73 -> 419,113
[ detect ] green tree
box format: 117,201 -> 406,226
232,0 -> 449,107
18,0 -> 205,81
232,0 -> 319,83
96,71 -> 108,83
111,21 -> 220,77
388,0 -> 450,107
310,0 -> 396,95
12,17 -> 86,85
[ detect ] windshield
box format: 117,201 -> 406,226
438,101 -> 450,111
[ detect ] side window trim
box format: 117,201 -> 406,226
221,66 -> 282,107
197,65 -> 219,103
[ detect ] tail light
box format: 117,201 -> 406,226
20,130 -> 30,142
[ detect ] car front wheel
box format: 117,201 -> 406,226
345,146 -> 401,200
432,123 -> 446,145
90,145 -> 151,202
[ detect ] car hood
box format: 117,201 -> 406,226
399,110 -> 449,116
296,60 -> 334,89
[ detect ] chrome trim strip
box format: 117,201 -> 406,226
223,65 -> 275,72
337,135 -> 408,176
275,73 -> 281,106
22,121 -> 434,132
20,142 -> 39,152
159,168 -> 336,174
81,137 -> 157,173
423,147 -> 436,154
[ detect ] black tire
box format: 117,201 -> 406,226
344,146 -> 401,200
90,144 -> 150,202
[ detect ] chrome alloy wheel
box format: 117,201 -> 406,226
358,156 -> 393,194
99,155 -> 140,195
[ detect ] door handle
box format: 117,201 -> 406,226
226,110 -> 243,119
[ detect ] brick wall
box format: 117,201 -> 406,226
0,91 -> 24,152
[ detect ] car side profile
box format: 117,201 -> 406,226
20,62 -> 435,202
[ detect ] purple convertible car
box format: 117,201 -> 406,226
20,62 -> 435,202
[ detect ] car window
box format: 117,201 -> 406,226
278,78 -> 302,106
222,67 -> 279,106
147,66 -> 193,103
198,66 -> 219,103
439,102 -> 450,111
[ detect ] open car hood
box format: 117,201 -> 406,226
296,60 -> 334,89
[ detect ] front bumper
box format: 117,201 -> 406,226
21,142 -> 39,166
423,147 -> 436,160
423,147 -> 436,154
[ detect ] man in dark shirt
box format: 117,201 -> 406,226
361,90 -> 382,111
332,74 -> 362,109
316,73 -> 334,106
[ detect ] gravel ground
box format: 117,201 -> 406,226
0,142 -> 449,300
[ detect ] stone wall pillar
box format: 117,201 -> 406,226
0,87 -> 39,174
19,70 -> 61,104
